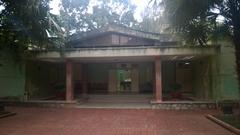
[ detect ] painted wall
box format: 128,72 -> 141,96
214,43 -> 239,100
192,58 -> 213,100
0,55 -> 25,100
26,61 -> 66,99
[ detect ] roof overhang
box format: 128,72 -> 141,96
30,46 -> 220,61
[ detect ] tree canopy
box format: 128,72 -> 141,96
160,0 -> 239,45
60,0 -> 139,35
140,1 -> 168,33
0,0 -> 65,61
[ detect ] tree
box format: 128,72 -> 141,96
140,1 -> 169,33
160,0 -> 240,87
60,0 -> 139,34
0,0 -> 63,61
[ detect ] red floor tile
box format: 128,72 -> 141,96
0,107 -> 234,135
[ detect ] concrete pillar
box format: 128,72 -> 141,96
66,60 -> 74,101
155,57 -> 162,102
131,68 -> 139,93
82,64 -> 88,95
108,69 -> 117,93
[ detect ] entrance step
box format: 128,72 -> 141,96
76,102 -> 152,109
84,94 -> 153,103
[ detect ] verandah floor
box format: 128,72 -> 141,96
0,107 -> 232,135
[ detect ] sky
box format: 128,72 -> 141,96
49,0 -> 150,21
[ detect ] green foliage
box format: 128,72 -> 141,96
140,2 -> 169,33
180,20 -> 210,46
0,0 -> 50,43
161,0 -> 240,46
0,0 -> 64,61
60,0 -> 139,34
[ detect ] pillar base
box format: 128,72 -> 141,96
150,99 -> 163,104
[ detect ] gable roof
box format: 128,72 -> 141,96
68,24 -> 179,44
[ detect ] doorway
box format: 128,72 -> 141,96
117,69 -> 132,92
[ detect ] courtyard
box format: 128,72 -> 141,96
0,107 -> 234,135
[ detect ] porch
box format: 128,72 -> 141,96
25,53 -> 217,103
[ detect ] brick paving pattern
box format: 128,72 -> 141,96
0,107 -> 234,135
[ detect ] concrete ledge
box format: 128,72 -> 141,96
34,46 -> 219,59
206,114 -> 240,135
0,100 -> 77,108
151,101 -> 216,104
0,112 -> 16,119
151,101 -> 217,110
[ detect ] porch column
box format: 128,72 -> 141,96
82,64 -> 88,96
66,60 -> 74,101
154,57 -> 162,102
108,69 -> 117,93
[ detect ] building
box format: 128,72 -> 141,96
0,25 -> 239,104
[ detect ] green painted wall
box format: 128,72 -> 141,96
0,56 -> 25,100
214,44 -> 239,100
191,44 -> 239,101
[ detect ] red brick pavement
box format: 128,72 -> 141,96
0,107 -> 234,135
